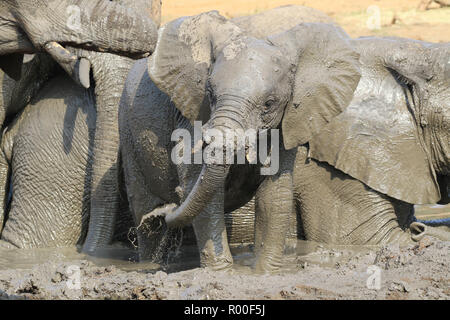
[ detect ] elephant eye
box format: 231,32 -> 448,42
264,99 -> 275,110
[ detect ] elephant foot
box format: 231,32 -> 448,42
254,255 -> 283,274
200,251 -> 233,271
207,261 -> 233,272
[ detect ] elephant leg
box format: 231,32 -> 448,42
0,150 -> 10,236
192,190 -> 232,270
0,121 -> 16,238
293,146 -> 414,245
121,145 -> 173,263
254,169 -> 293,273
177,163 -> 232,270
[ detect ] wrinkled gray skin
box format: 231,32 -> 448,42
304,37 -> 450,244
119,7 -> 361,271
82,0 -> 162,254
0,0 -> 159,248
236,37 -> 450,247
0,74 -> 96,248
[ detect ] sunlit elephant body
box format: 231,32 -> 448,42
0,0 -> 159,248
0,75 -> 96,248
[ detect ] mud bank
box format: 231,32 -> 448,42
0,237 -> 448,300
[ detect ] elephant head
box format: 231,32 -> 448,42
148,11 -> 361,227
310,38 -> 449,205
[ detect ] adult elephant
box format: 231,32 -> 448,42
119,8 -> 360,270
304,37 -> 450,243
225,38 -> 450,248
0,0 -> 159,248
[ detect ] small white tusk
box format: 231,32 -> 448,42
78,58 -> 91,89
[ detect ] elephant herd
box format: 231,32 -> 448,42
0,1 -> 448,273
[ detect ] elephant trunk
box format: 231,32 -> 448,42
82,53 -> 134,253
165,164 -> 230,228
165,110 -> 245,228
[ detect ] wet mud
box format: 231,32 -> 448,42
0,237 -> 448,300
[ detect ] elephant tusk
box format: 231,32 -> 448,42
44,42 -> 91,89
246,148 -> 257,164
44,42 -> 77,63
192,139 -> 203,154
23,54 -> 36,64
78,58 -> 91,89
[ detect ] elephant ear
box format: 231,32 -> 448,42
269,23 -> 361,150
149,11 -> 243,124
0,53 -> 24,81
309,38 -> 441,204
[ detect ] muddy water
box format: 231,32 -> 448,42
0,245 -> 195,273
0,240 -> 381,275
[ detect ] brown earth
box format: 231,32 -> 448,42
161,0 -> 450,42
0,238 -> 448,300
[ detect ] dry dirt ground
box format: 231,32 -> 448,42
162,0 -> 450,42
0,237 -> 448,300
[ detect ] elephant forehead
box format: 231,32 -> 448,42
212,44 -> 289,91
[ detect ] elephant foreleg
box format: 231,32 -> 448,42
0,138 -> 11,236
254,168 -> 294,273
177,163 -> 232,270
192,189 -> 232,270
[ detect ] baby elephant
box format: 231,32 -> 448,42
120,11 -> 361,271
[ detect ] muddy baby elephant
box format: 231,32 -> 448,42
119,11 -> 361,271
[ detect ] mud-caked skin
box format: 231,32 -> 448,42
120,7 -> 361,272
0,76 -> 95,248
226,39 -> 450,247
121,8 -> 450,272
0,0 -> 160,248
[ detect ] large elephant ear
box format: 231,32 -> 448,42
309,38 -> 441,204
0,53 -> 24,81
269,23 -> 361,149
149,11 -> 242,124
